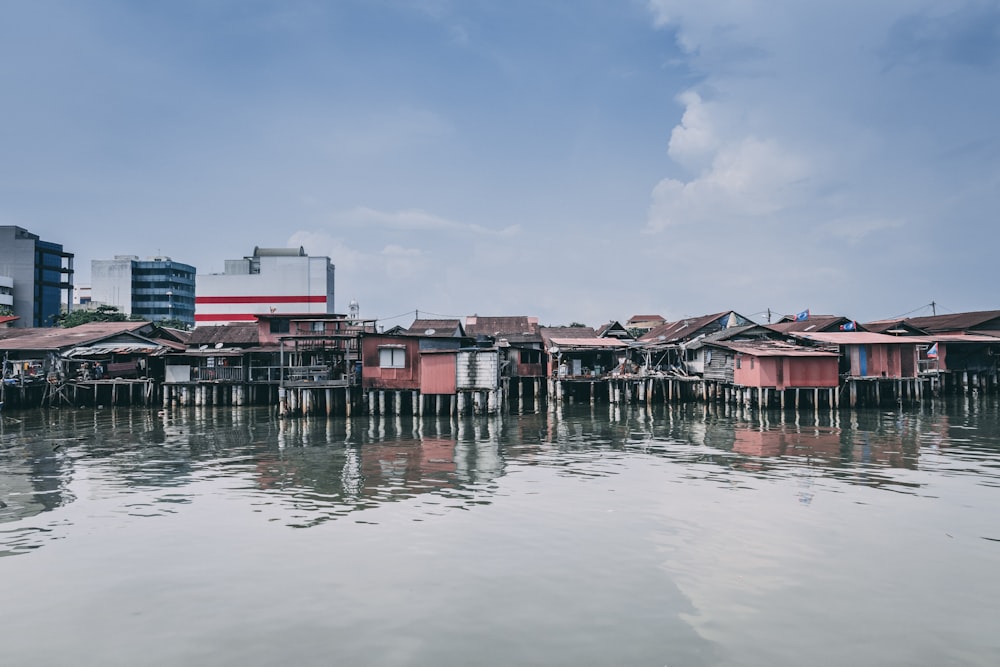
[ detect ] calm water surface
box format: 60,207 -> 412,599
1,399 -> 999,666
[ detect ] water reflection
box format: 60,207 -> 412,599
2,399 -> 1000,554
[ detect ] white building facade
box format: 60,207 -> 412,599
91,255 -> 197,327
195,246 -> 335,325
0,275 -> 13,312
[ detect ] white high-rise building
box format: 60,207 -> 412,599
195,246 -> 335,325
91,255 -> 197,327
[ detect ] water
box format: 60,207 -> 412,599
1,400 -> 999,666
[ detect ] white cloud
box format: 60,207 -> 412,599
648,131 -> 809,231
667,91 -> 719,172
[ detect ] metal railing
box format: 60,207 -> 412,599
192,366 -> 245,383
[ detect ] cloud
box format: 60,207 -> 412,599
667,91 -> 719,172
647,129 -> 809,231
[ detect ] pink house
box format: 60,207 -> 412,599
789,332 -> 919,379
724,342 -> 839,390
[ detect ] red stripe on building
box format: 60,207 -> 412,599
195,295 -> 327,304
194,313 -> 259,322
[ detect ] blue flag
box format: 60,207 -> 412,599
840,320 -> 856,331
794,309 -> 809,322
927,342 -> 938,358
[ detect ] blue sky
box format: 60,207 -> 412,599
3,1 -> 998,328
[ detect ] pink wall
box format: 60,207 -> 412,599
257,318 -> 350,346
421,353 -> 458,394
361,335 -> 421,389
848,344 -> 919,378
734,355 -> 838,389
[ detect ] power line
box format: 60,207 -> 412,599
892,302 -> 948,319
419,309 -> 467,319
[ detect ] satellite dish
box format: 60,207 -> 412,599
549,346 -> 560,354
657,335 -> 667,341
215,342 -> 224,349
199,344 -> 208,350
425,328 -> 436,335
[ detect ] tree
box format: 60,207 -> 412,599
57,305 -> 129,327
157,317 -> 192,331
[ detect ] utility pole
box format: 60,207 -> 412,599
931,301 -> 936,316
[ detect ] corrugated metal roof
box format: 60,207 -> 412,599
713,341 -> 838,357
639,311 -> 749,344
905,334 -> 1000,344
790,332 -> 918,344
862,319 -> 928,334
540,326 -> 597,340
767,316 -> 860,333
796,331 -> 1000,345
547,337 -> 630,349
906,310 -> 1000,333
187,324 -> 259,346
406,319 -> 465,337
626,315 -> 665,325
465,316 -> 540,338
0,321 -> 155,351
66,342 -> 162,357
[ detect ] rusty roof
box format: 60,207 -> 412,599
0,321 -> 157,351
639,311 -> 751,344
684,324 -> 776,349
0,327 -> 37,340
905,310 -> 1000,333
547,336 -> 630,350
862,319 -> 928,335
767,316 -> 862,333
464,315 -> 539,336
626,315 -> 665,325
406,319 -> 465,337
712,340 -> 838,357
187,324 -> 259,347
789,332 -> 923,345
906,334 -> 1000,344
540,326 -> 597,340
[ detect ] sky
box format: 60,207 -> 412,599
3,1 -> 999,329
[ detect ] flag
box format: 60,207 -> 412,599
794,309 -> 810,322
839,320 -> 856,331
927,342 -> 938,358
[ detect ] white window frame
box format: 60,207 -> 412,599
379,347 -> 406,369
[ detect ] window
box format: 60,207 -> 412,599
379,347 -> 406,368
270,319 -> 290,334
312,321 -> 325,332
520,349 -> 541,364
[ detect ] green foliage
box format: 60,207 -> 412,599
157,317 -> 192,331
57,305 -> 128,327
